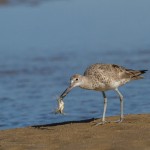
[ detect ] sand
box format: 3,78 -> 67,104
0,114 -> 150,150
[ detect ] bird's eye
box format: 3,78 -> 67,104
76,78 -> 78,81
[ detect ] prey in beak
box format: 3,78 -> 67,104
55,74 -> 82,114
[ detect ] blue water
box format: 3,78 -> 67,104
0,0 -> 150,130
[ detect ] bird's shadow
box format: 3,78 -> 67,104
31,118 -> 98,130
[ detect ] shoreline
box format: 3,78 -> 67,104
0,114 -> 150,150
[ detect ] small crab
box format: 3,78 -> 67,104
55,85 -> 73,114
55,98 -> 64,114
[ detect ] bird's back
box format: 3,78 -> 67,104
83,63 -> 147,91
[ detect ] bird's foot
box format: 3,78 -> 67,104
94,120 -> 108,126
109,118 -> 123,123
94,118 -> 123,126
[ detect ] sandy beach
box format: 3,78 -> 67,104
0,114 -> 150,150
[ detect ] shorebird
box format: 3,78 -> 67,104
58,63 -> 147,125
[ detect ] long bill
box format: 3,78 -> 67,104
59,85 -> 74,99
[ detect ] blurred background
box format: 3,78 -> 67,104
0,0 -> 149,130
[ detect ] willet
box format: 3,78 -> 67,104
57,63 -> 147,125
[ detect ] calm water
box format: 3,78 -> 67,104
0,0 -> 150,130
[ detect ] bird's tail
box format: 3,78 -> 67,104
129,70 -> 148,80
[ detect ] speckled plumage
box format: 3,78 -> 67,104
58,63 -> 147,125
82,63 -> 146,91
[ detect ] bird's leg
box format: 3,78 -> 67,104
95,91 -> 108,126
102,91 -> 107,123
111,88 -> 124,123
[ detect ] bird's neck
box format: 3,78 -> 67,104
79,76 -> 93,90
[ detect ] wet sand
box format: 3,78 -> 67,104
0,114 -> 150,150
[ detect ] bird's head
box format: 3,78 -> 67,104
59,74 -> 83,99
70,74 -> 83,88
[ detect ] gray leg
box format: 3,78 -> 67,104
102,91 -> 107,122
115,88 -> 124,122
95,91 -> 107,126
